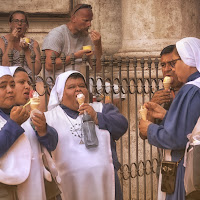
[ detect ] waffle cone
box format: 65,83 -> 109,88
77,98 -> 85,106
77,94 -> 85,107
30,98 -> 40,110
163,82 -> 171,90
139,106 -> 148,120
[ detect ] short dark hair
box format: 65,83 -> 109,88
13,67 -> 27,76
68,73 -> 87,86
9,10 -> 29,26
160,45 -> 175,56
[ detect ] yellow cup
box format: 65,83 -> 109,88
23,37 -> 30,44
83,45 -> 92,51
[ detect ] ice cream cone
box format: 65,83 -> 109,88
30,98 -> 40,110
139,105 -> 148,120
30,91 -> 40,111
163,76 -> 172,90
163,82 -> 171,90
77,93 -> 85,107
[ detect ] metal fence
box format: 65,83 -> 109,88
0,49 -> 164,200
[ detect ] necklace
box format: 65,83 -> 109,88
64,111 -> 84,144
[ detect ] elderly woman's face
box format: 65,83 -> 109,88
61,77 -> 88,111
0,75 -> 15,109
9,13 -> 28,37
172,50 -> 191,83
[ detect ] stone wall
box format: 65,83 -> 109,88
0,0 -> 199,56
0,1 -> 200,199
0,0 -> 70,13
116,0 -> 200,57
0,0 -> 71,50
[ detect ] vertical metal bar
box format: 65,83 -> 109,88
0,48 -> 2,65
101,55 -> 106,103
61,52 -> 66,73
51,52 -> 56,83
140,58 -> 147,200
154,58 -> 160,192
31,50 -> 36,91
117,57 -> 122,111
155,58 -> 159,91
91,54 -> 97,103
70,53 -> 75,70
117,56 -> 124,194
133,57 -> 139,200
109,56 -> 114,103
82,54 -> 90,100
125,57 -> 131,200
41,50 -> 47,111
147,57 -> 153,200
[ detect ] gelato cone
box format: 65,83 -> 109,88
30,91 -> 40,110
163,76 -> 172,90
139,105 -> 148,120
77,93 -> 85,107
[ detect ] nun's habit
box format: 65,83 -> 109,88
45,70 -> 128,200
0,66 -> 31,200
149,37 -> 200,200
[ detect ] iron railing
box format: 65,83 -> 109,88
0,48 -> 164,200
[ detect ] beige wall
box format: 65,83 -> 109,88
0,0 -> 70,13
0,0 -> 71,49
116,0 -> 200,57
0,0 -> 199,56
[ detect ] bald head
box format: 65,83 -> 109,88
71,4 -> 92,17
68,4 -> 93,35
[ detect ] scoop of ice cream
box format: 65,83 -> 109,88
30,91 -> 40,110
163,76 -> 172,84
139,105 -> 148,120
77,93 -> 85,107
163,76 -> 172,90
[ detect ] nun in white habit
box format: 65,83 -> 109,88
9,66 -> 59,200
45,70 -> 128,200
0,66 -> 31,200
139,37 -> 200,200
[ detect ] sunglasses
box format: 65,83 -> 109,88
72,4 -> 92,15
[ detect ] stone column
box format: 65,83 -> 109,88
115,0 -> 200,58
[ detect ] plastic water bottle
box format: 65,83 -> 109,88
82,112 -> 99,149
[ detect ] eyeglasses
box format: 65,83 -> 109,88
168,58 -> 181,68
161,58 -> 181,68
72,4 -> 92,15
11,19 -> 27,25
